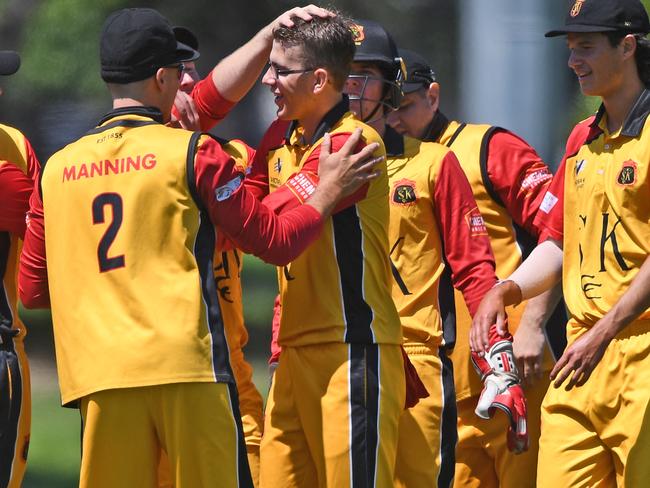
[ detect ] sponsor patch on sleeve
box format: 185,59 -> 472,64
539,191 -> 558,214
465,208 -> 488,236
520,168 -> 552,192
215,174 -> 244,202
286,172 -> 318,203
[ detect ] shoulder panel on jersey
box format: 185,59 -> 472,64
0,124 -> 29,172
479,126 -> 505,208
444,122 -> 467,148
567,116 -> 600,158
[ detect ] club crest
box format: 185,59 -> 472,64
391,179 -> 417,206
350,24 -> 365,45
570,0 -> 586,17
617,160 -> 637,186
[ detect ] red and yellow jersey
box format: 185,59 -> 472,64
215,139 -> 264,448
536,92 -> 650,331
425,114 -> 555,400
20,108 -> 326,405
250,99 -> 402,347
0,124 -> 39,337
383,127 -> 497,350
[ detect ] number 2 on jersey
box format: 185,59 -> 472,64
92,193 -> 125,272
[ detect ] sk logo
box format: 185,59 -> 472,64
617,160 -> 637,186
350,23 -> 365,45
570,0 -> 586,17
274,158 -> 282,173
392,179 -> 417,206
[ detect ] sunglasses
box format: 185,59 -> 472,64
164,63 -> 186,80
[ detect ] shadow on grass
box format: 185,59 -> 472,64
23,470 -> 79,488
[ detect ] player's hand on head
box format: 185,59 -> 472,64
173,91 -> 201,131
513,322 -> 545,386
318,129 -> 382,199
273,5 -> 335,30
549,324 -> 611,390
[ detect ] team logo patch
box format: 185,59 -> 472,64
391,179 -> 417,206
574,159 -> 587,176
570,0 -> 586,17
520,168 -> 552,191
286,172 -> 318,203
465,209 -> 487,236
617,160 -> 637,186
350,24 -> 365,45
539,191 -> 558,214
215,174 -> 244,201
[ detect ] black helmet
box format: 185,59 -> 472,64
348,19 -> 405,120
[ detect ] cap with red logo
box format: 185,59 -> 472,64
545,0 -> 650,37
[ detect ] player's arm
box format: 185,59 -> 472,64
433,150 -> 529,452
432,150 -> 497,316
484,131 -> 563,384
210,5 -> 333,103
184,6 -> 333,131
259,131 -> 375,215
195,129 -> 380,265
18,174 -> 50,309
0,163 -> 33,237
550,252 -> 650,391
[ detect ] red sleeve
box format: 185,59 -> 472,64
534,160 -> 565,242
188,71 -> 236,132
485,130 -> 553,238
0,163 -> 33,237
19,175 -> 50,309
433,151 -> 497,316
261,132 -> 369,214
532,117 -> 596,243
194,137 -> 324,266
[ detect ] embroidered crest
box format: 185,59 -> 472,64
391,179 -> 417,206
617,160 -> 637,186
215,174 -> 244,201
350,24 -> 365,45
570,0 -> 586,17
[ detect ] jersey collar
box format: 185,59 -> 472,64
384,125 -> 405,156
591,89 -> 650,138
283,95 -> 350,146
98,106 -> 165,126
423,110 -> 450,143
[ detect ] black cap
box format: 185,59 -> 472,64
350,19 -> 401,76
545,0 -> 650,37
399,48 -> 436,94
173,26 -> 200,61
0,51 -> 20,76
100,8 -> 195,84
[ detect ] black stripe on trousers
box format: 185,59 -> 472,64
350,344 -> 379,488
437,348 -> 457,488
0,231 -> 23,488
226,382 -> 254,488
0,350 -> 22,488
